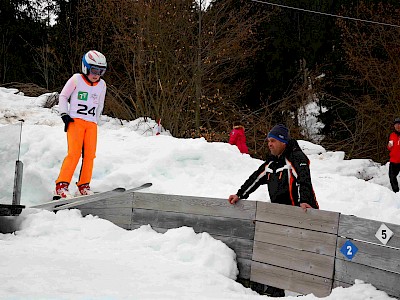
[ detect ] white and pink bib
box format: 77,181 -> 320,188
58,74 -> 106,124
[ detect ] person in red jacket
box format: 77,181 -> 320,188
388,117 -> 400,192
229,121 -> 249,154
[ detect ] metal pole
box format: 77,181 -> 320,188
12,120 -> 24,205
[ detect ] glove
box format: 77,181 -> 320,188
61,114 -> 74,132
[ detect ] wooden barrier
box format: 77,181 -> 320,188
76,191 -> 256,279
333,215 -> 400,298
251,202 -> 339,297
130,192 -> 256,279
74,191 -> 400,298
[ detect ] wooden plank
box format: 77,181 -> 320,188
252,241 -> 334,278
74,193 -> 134,209
338,214 -> 400,249
334,258 -> 400,298
237,258 -> 251,279
336,237 -> 400,274
131,208 -> 255,239
250,261 -> 332,297
256,202 -> 339,234
254,222 -> 337,256
216,235 -> 254,260
76,206 -> 132,217
133,192 -> 256,220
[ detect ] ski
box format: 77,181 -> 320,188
53,182 -> 152,211
31,187 -> 126,211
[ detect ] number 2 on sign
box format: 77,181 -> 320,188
340,240 -> 357,259
77,104 -> 95,116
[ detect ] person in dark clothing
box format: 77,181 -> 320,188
387,117 -> 400,192
229,124 -> 318,209
228,124 -> 318,297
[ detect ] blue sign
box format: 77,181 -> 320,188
340,240 -> 358,260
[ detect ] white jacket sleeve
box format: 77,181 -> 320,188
96,81 -> 107,124
58,75 -> 78,115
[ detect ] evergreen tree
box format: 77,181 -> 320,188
0,0 -> 46,84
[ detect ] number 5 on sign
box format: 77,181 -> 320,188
375,223 -> 394,245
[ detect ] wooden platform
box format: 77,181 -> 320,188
67,191 -> 400,298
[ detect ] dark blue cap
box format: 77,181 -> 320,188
267,124 -> 289,144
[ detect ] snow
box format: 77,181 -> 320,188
0,87 -> 398,299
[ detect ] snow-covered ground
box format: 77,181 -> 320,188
0,87 -> 398,299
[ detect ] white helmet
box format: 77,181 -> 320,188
81,50 -> 107,76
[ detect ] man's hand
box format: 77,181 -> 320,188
300,202 -> 312,212
228,194 -> 239,205
61,114 -> 74,132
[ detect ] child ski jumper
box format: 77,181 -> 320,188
55,50 -> 107,198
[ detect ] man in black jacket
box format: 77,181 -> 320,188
228,124 -> 318,297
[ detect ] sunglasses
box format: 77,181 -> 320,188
90,66 -> 106,76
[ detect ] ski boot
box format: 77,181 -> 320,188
54,182 -> 73,200
75,183 -> 94,196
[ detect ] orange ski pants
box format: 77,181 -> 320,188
56,118 -> 97,186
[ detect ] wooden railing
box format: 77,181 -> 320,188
74,191 -> 400,298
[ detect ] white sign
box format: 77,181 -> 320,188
375,223 -> 394,245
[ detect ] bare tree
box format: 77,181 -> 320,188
328,1 -> 400,162
89,0 -> 272,139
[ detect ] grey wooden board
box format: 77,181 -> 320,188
131,208 -> 255,239
68,194 -> 133,209
69,185 -> 148,210
216,235 -> 254,260
250,261 -> 332,297
336,237 -> 400,273
252,240 -> 334,278
130,224 -> 253,279
254,221 -> 337,256
334,258 -> 400,298
133,192 -> 256,220
256,202 -> 339,234
338,214 -> 400,249
236,258 -> 252,279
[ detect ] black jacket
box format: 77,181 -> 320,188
236,139 -> 318,209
